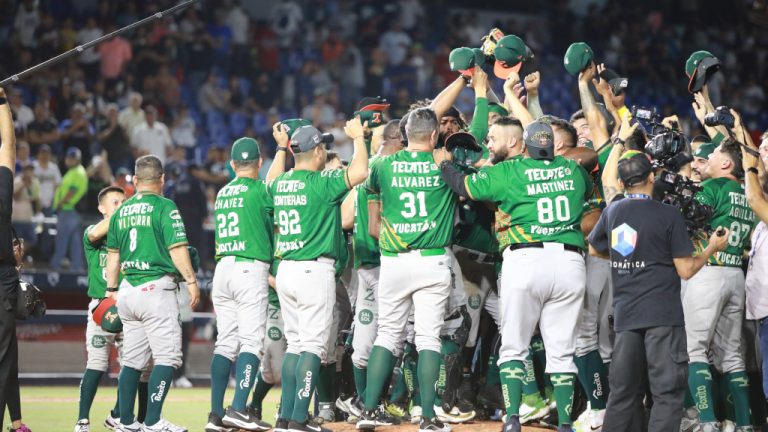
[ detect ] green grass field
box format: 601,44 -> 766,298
4,386 -> 282,431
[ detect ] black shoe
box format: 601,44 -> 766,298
356,409 -> 377,430
247,406 -> 263,420
222,406 -> 272,431
274,417 -> 290,432
287,419 -> 331,432
419,417 -> 451,432
502,415 -> 521,432
477,384 -> 504,411
373,406 -> 401,425
205,412 -> 233,432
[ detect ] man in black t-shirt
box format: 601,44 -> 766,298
588,151 -> 729,432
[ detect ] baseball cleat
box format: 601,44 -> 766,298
434,405 -> 476,424
141,418 -> 187,432
335,396 -> 354,415
356,409 -> 377,430
314,402 -> 335,423
287,419 -> 331,432
700,423 -> 722,432
173,375 -> 193,388
104,412 -> 120,430
384,400 -> 410,420
273,417 -> 290,432
519,396 -> 549,424
204,412 -> 233,432
222,406 -> 272,431
74,419 -> 91,432
247,406 -> 263,420
10,424 -> 32,432
574,408 -> 604,432
502,415 -> 521,432
117,422 -> 143,432
410,405 -> 423,424
680,406 -> 701,432
374,405 -> 402,425
418,417 -> 452,432
476,385 -> 504,411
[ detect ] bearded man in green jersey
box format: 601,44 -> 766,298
266,118 -> 369,432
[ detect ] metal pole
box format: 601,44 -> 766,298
0,0 -> 197,87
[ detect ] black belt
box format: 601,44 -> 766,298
507,242 -> 585,256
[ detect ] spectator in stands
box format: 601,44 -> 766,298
33,144 -> 60,215
198,72 -> 230,113
13,0 -> 39,49
164,161 -> 208,260
59,103 -> 95,165
226,0 -> 249,75
26,102 -> 60,156
98,22 -> 132,82
155,65 -> 181,111
379,22 -> 411,66
34,12 -> 59,61
8,88 -> 33,133
50,147 -> 88,271
170,105 -> 197,160
59,17 -> 77,51
14,142 -> 33,173
11,164 -> 40,254
76,17 -> 103,80
117,92 -> 145,138
250,72 -> 278,112
192,147 -> 230,189
301,90 -> 336,129
207,10 -> 233,74
130,105 -> 173,164
112,167 -> 135,199
98,103 -> 132,173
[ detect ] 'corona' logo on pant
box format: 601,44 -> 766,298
151,380 -> 167,402
239,365 -> 252,390
297,371 -> 313,400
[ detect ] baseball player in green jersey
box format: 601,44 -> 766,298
266,117 -> 369,432
76,185 -> 132,432
437,117 -> 591,432
683,139 -> 756,431
206,137 -> 274,432
105,155 -> 200,432
356,107 -> 456,432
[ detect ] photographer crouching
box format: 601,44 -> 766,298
588,150 -> 729,432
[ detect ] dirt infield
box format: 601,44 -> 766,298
323,421 -> 553,432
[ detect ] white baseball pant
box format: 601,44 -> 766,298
575,255 -> 614,361
374,249 -> 452,354
452,247 -> 495,347
86,298 -> 123,371
352,267 -> 380,369
117,276 -> 182,369
276,258 -> 336,358
261,302 -> 286,385
441,249 -> 467,337
682,266 -> 746,372
212,257 -> 269,360
498,244 -> 586,374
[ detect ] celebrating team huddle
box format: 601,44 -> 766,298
71,25 -> 768,432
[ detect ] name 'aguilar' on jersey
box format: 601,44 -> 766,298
465,156 -> 591,251
214,177 -> 274,262
106,192 -> 188,286
366,151 -> 457,252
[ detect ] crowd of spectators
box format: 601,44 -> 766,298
1,0 -> 767,270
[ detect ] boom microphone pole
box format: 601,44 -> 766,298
0,0 -> 197,87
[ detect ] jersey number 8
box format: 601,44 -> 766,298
216,212 -> 240,238
536,196 -> 571,224
278,209 -> 301,235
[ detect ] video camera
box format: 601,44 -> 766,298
704,106 -> 735,129
653,170 -> 713,232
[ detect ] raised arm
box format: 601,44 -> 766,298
601,113 -> 639,204
524,72 -> 544,120
266,122 -> 289,183
0,88 -> 15,172
343,117 -> 370,187
502,72 -> 534,127
578,64 -> 610,148
430,76 -> 466,120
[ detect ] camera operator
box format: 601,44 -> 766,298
588,151 -> 729,432
682,134 -> 756,430
0,87 -> 19,430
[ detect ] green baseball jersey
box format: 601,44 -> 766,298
106,192 -> 188,286
693,177 -> 756,266
465,156 -> 591,251
214,177 -> 274,262
353,159 -> 382,268
270,169 -> 349,260
584,141 -> 613,212
334,205 -> 349,278
268,286 -> 280,309
454,164 -> 497,254
366,150 -> 457,252
83,225 -> 121,298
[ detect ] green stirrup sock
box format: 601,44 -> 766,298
726,371 -> 751,426
317,363 -> 336,403
499,360 -> 525,417
403,347 -> 420,406
280,353 -> 300,420
353,366 -> 368,399
118,367 -> 141,425
486,353 -> 501,386
364,346 -> 396,410
688,362 -> 716,423
551,373 -> 575,426
292,352 -> 321,422
522,352 -> 540,398
78,369 -> 104,420
435,340 -> 460,406
417,349 -> 442,419
137,381 -> 148,423
144,365 -> 175,426
574,350 -> 608,410
250,371 -> 274,410
232,352 -> 260,411
684,387 -> 696,410
389,366 -> 408,402
210,354 -> 233,417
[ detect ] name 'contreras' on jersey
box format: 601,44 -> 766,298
465,156 -> 591,251
366,150 -> 457,252
269,169 -> 349,261
106,192 -> 189,286
214,177 -> 274,263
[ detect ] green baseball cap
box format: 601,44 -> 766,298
231,137 -> 260,161
281,118 -> 312,136
685,50 -> 721,94
493,35 -> 532,79
693,142 -> 715,160
564,42 -> 594,76
488,102 -> 509,117
92,297 -> 122,333
450,47 -> 475,74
